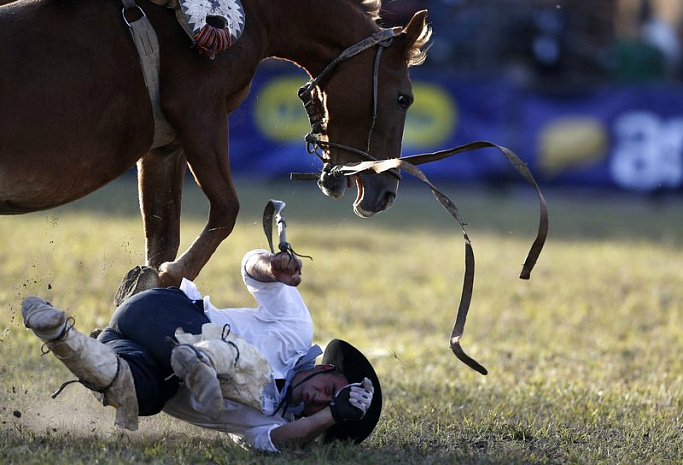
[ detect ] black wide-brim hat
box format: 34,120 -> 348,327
320,339 -> 382,444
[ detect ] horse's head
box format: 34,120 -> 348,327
300,10 -> 430,218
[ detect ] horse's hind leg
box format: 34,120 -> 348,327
137,147 -> 187,269
114,147 -> 187,305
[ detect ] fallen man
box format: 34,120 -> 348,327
22,248 -> 380,452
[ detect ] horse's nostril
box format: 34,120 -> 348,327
382,192 -> 396,210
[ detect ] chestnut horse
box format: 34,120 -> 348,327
0,0 -> 429,287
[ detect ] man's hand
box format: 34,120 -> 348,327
245,251 -> 303,286
269,252 -> 302,286
329,377 -> 374,422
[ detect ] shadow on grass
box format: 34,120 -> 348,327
1,426 -> 562,465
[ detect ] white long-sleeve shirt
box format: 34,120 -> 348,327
162,250 -> 314,452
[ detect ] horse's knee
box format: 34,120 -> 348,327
209,201 -> 240,238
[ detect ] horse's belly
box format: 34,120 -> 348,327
0,146 -> 133,214
0,90 -> 151,213
0,0 -> 154,214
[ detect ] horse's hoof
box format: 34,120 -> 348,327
113,266 -> 160,306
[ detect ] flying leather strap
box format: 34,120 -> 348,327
262,199 -> 312,261
262,199 -> 289,254
121,0 -> 176,148
295,141 -> 549,375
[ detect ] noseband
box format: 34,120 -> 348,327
297,28 -> 402,183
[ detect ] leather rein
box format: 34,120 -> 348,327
292,31 -> 549,376
331,143 -> 549,375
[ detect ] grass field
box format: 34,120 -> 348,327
1,176 -> 682,464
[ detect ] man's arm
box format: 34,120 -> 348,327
269,408 -> 336,449
269,379 -> 375,450
245,251 -> 302,286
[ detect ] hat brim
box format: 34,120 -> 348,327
319,339 -> 382,444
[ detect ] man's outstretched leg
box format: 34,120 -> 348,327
22,297 -> 139,430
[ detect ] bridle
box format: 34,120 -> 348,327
296,28 -> 403,185
293,29 -> 550,377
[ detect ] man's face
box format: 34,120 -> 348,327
292,367 -> 349,416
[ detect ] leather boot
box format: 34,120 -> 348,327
22,297 -> 139,430
174,324 -> 271,412
170,344 -> 223,418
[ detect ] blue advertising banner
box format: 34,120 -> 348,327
227,63 -> 683,192
520,86 -> 683,191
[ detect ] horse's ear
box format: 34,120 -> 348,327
402,10 -> 429,48
400,10 -> 430,65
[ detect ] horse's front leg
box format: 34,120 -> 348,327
156,120 -> 239,287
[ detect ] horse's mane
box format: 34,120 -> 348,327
360,0 -> 431,67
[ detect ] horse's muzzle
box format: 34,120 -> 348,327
353,173 -> 398,218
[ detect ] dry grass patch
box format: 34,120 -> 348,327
1,178 -> 682,464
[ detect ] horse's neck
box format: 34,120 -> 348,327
255,0 -> 380,76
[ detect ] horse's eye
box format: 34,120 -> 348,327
397,94 -> 413,109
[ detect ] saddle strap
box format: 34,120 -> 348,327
121,0 -> 176,148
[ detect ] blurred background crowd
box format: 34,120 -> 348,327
380,0 -> 683,87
